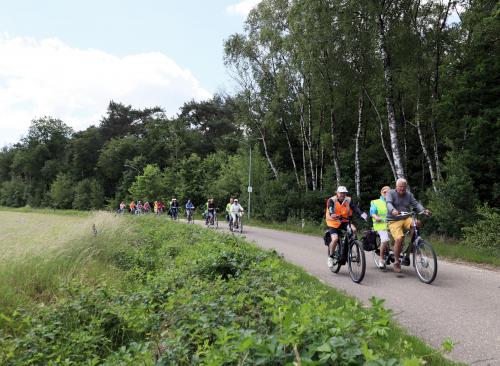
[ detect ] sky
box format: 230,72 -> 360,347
0,0 -> 262,146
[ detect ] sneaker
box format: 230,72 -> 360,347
394,262 -> 402,273
327,256 -> 334,268
402,256 -> 411,266
376,258 -> 386,269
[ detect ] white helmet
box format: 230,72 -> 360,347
336,186 -> 348,193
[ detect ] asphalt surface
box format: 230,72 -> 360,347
202,222 -> 500,365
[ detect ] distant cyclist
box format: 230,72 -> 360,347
370,186 -> 391,269
386,178 -> 430,273
226,197 -> 234,222
170,198 -> 179,219
325,186 -> 368,269
230,198 -> 244,227
205,198 -> 216,224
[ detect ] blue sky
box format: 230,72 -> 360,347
0,0 -> 261,146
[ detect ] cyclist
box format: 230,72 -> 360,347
325,186 -> 368,269
170,198 -> 179,219
143,201 -> 151,213
230,198 -> 244,228
185,199 -> 195,219
386,178 -> 430,273
225,197 -> 234,222
136,200 -> 143,215
119,201 -> 126,214
129,200 -> 136,214
370,186 -> 391,269
205,198 -> 216,224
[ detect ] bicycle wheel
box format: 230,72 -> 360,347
239,218 -> 243,233
229,219 -> 233,232
215,216 -> 218,229
329,245 -> 341,273
413,239 -> 438,284
348,240 -> 366,283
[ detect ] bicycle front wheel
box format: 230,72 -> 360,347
239,217 -> 243,233
329,245 -> 341,273
413,239 -> 437,284
348,240 -> 366,283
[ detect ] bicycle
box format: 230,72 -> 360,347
186,208 -> 195,224
326,217 -> 366,283
229,212 -> 244,233
372,211 -> 437,284
205,210 -> 218,229
170,207 -> 179,221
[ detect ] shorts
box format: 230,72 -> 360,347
377,230 -> 389,243
388,217 -> 412,239
328,222 -> 348,236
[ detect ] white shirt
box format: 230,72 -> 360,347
230,203 -> 244,213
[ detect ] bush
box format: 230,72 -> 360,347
427,151 -> 479,237
48,173 -> 74,209
462,204 -> 500,250
0,178 -> 28,207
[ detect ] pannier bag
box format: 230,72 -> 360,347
361,230 -> 377,251
323,230 -> 332,246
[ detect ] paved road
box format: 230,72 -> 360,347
206,222 -> 500,365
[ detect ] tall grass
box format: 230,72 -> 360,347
0,211 -> 131,312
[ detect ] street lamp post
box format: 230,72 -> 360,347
247,144 -> 252,219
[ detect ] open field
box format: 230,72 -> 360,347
0,211 -> 92,260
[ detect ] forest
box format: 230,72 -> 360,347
0,0 -> 498,239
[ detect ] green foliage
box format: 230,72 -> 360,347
73,178 -> 105,210
426,151 -> 479,237
462,204 -> 500,251
48,173 -> 74,209
0,179 -> 28,207
128,164 -> 165,201
0,216 -> 455,365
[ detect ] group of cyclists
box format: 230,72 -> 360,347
326,178 -> 430,274
118,196 -> 245,228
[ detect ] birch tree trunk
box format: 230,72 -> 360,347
299,103 -> 308,190
257,126 -> 279,179
281,118 -> 301,187
415,95 -> 437,191
306,92 -> 316,191
364,88 -> 397,181
354,93 -> 363,199
377,12 -> 406,179
330,107 -> 341,187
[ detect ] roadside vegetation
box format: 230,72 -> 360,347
0,211 -> 460,365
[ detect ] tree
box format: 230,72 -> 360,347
49,173 -> 74,209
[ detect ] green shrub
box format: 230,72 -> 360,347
462,204 -> 500,250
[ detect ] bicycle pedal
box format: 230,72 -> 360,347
402,257 -> 411,266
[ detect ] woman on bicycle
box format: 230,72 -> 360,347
326,186 -> 368,269
386,178 -> 430,273
370,186 -> 391,269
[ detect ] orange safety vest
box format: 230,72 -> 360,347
325,196 -> 353,228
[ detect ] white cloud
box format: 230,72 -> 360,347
226,0 -> 262,17
0,34 -> 212,146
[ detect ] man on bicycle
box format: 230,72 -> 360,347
326,186 -> 368,269
230,199 -> 244,227
370,186 -> 391,269
386,178 -> 430,273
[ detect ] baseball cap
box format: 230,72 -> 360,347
336,186 -> 348,193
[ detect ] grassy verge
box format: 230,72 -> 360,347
0,205 -> 91,217
0,212 -> 460,365
245,217 -> 499,268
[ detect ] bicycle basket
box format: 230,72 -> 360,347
361,230 -> 377,251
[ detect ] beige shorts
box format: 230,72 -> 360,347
388,217 -> 412,239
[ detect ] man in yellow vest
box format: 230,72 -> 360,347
326,186 -> 368,269
370,186 -> 391,269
